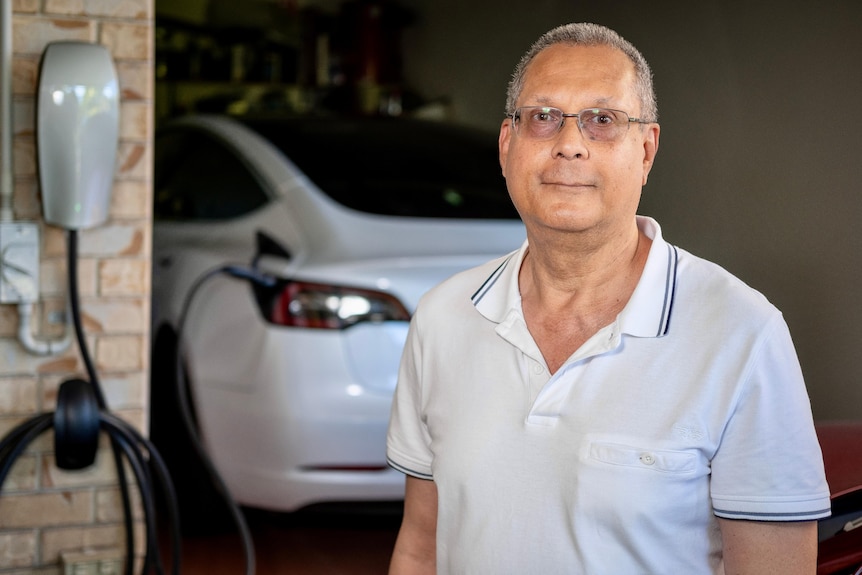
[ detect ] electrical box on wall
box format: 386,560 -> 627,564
0,222 -> 40,303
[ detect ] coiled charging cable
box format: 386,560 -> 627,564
0,229 -> 181,575
0,232 -> 273,574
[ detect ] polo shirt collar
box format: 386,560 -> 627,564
471,216 -> 677,338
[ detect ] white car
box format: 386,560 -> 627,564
149,114 -> 525,522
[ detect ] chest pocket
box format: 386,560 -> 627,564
590,441 -> 697,474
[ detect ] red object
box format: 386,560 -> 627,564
816,421 -> 862,575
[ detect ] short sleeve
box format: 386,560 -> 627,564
710,314 -> 831,521
386,313 -> 434,480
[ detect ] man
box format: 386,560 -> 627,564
386,22 -> 830,574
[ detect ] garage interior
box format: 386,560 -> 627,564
1,0 -> 862,573
157,0 -> 862,571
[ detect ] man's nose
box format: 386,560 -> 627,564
552,118 -> 589,158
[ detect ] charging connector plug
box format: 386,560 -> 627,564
221,264 -> 278,287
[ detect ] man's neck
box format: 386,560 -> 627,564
518,220 -> 652,373
520,220 -> 649,306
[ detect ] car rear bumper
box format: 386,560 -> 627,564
228,464 -> 405,511
189,323 -> 407,511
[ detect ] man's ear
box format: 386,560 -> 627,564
499,118 -> 513,177
641,123 -> 660,186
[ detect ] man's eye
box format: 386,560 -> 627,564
586,110 -> 617,125
534,112 -> 556,123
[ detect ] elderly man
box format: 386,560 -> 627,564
386,22 -> 830,574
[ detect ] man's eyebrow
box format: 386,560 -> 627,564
529,95 -> 617,108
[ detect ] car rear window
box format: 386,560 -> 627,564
243,117 -> 521,220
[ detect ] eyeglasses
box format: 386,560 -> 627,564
511,106 -> 652,143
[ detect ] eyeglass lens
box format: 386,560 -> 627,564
514,107 -> 629,142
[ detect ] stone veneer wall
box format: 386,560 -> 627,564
0,0 -> 153,572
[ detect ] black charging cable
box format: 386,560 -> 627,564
0,229 -> 181,575
65,229 -> 138,575
168,263 -> 278,575
0,234 -> 272,575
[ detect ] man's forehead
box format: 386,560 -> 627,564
530,43 -> 634,73
521,45 -> 638,104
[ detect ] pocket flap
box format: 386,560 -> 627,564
590,442 -> 696,474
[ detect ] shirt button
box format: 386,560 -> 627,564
639,453 -> 656,466
533,364 -> 544,374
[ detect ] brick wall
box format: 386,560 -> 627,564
0,0 -> 153,572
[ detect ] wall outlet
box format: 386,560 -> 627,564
0,222 -> 40,304
61,549 -> 124,575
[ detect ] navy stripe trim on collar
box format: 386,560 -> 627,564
471,256 -> 512,306
657,244 -> 679,336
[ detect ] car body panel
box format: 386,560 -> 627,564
151,114 -> 525,511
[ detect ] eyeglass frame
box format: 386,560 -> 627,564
509,106 -> 654,142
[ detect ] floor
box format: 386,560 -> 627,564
158,503 -> 402,575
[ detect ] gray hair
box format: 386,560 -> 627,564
505,23 -> 658,122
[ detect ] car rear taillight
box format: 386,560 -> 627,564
259,280 -> 411,329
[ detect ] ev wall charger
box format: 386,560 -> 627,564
37,41 -> 119,230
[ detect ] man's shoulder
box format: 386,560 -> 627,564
417,252 -> 516,312
674,245 -> 781,321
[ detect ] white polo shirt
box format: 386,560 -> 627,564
387,216 -> 830,574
